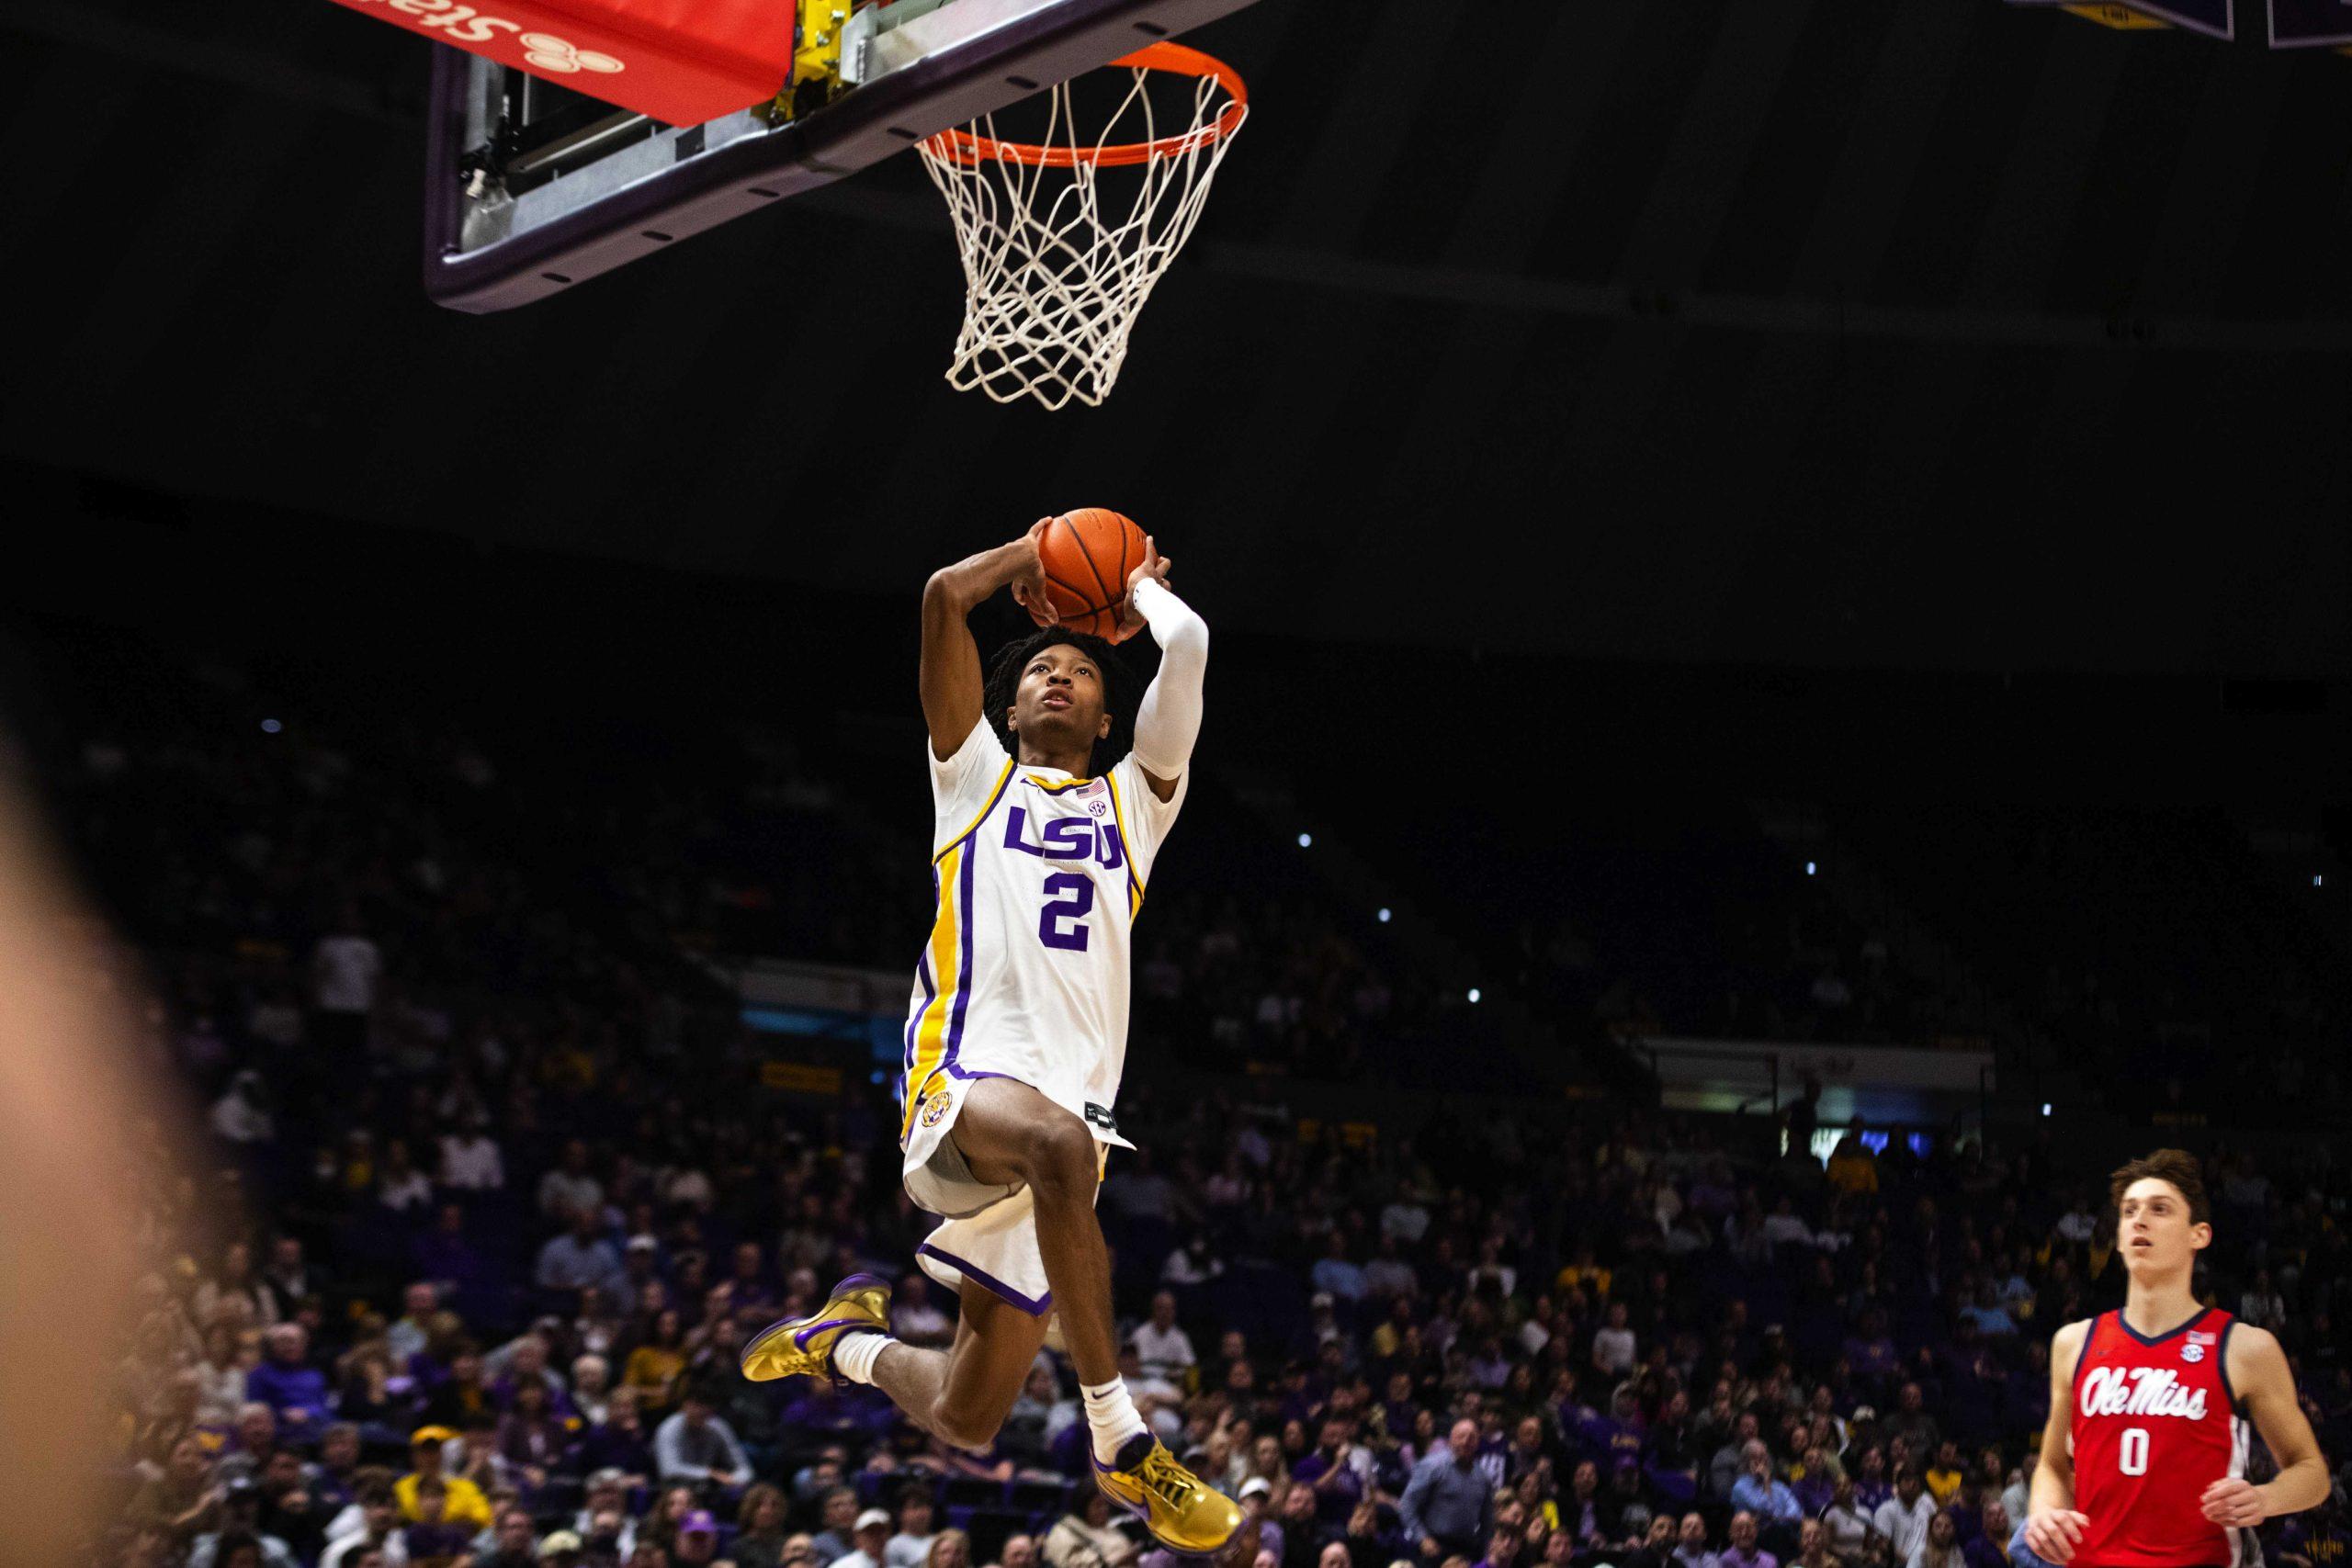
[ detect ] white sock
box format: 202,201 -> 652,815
832,1330 -> 892,1385
1081,1377 -> 1149,1464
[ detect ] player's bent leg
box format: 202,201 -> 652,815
949,1079 -> 1120,1385
947,1079 -> 1237,1555
895,1278 -> 1050,1450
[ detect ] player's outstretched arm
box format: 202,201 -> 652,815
2024,1318 -> 2091,1564
2202,1325 -> 2329,1529
921,522 -> 1057,761
1116,536 -> 1205,804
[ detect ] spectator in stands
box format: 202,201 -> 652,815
676,1511 -> 725,1566
195,1324 -> 254,1427
653,1388 -> 749,1490
248,1323 -> 334,1432
385,1285 -> 435,1371
1709,1415 -> 1763,1501
1923,1444 -> 1964,1506
1101,1146 -> 1179,1225
1880,1389 -> 1938,1471
1821,1476 -> 1876,1562
538,1203 -> 627,1303
729,1484 -> 792,1568
1732,1444 -> 1801,1526
1314,1233 -> 1369,1304
398,1428 -> 493,1529
2241,1270 -> 2290,1333
1163,1233 -> 1227,1289
310,904 -> 382,1056
888,1274 -> 954,1348
1871,1470 -> 1933,1567
199,1528 -> 297,1568
1721,1513 -> 1777,1568
1045,1490 -> 1141,1568
254,1449 -> 334,1562
538,1141 -> 604,1222
624,1313 -> 689,1413
1793,1519 -> 1841,1568
494,1379 -> 565,1490
197,1242 -> 278,1327
885,1489 -> 939,1568
262,1237 -> 321,1314
1966,1504 -> 2011,1568
926,1529 -> 972,1568
1592,1303 -> 1637,1379
808,1489 -> 861,1562
319,1483 -> 404,1568
478,1506 -> 541,1568
1402,1419 -> 1495,1562
378,1140 -> 435,1215
1826,1130 -> 1878,1197
1132,1292 -> 1197,1382
1907,1514 -> 1961,1568
220,1404 -> 283,1487
440,1116 -> 505,1191
614,1236 -> 662,1317
832,1509 -> 894,1568
421,1347 -> 492,1429
1295,1416 -> 1370,1523
1670,1514 -> 1715,1568
401,1476 -> 475,1568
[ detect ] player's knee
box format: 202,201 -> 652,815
930,1397 -> 1004,1452
1019,1116 -> 1097,1200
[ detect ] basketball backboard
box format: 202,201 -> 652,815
414,0 -> 1262,312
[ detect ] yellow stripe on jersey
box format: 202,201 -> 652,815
1102,770 -> 1146,918
901,840 -> 967,1141
933,759 -> 1018,863
1023,773 -> 1096,793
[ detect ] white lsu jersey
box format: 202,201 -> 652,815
898,719 -> 1185,1171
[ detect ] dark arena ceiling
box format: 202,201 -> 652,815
3,0 -> 2349,679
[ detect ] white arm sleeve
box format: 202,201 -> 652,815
1128,576 -> 1207,780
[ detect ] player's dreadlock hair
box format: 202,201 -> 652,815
2109,1148 -> 2211,1226
982,626 -> 1138,778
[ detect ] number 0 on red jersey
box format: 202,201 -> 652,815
2070,1309 -> 2258,1568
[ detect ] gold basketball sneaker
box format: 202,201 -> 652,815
1094,1434 -> 1241,1554
740,1273 -> 890,1383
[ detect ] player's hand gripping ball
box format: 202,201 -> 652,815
1024,508 -> 1150,641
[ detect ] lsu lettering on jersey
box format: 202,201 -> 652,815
2070,1308 -> 2256,1568
899,719 -> 1185,1178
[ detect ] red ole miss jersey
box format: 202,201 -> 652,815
2069,1308 -> 2257,1568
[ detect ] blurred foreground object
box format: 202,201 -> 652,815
0,773 -> 152,1562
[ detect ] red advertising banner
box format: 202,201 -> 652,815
327,0 -> 793,125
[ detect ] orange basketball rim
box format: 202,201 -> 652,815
923,41 -> 1248,168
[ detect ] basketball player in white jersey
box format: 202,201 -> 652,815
2020,1150 -> 2327,1568
741,519 -> 1238,1554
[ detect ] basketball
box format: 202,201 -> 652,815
1033,507 -> 1147,639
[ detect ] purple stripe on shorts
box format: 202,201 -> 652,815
917,1241 -> 1053,1317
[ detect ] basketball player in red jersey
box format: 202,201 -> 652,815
2021,1150 -> 2330,1568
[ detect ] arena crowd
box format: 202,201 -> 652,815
48,665 -> 2352,1568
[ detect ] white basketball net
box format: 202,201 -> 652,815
917,54 -> 1247,411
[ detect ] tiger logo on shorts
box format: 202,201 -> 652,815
919,1094 -> 952,1129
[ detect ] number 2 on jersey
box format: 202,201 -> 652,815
1039,872 -> 1095,952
